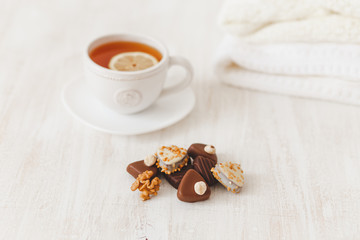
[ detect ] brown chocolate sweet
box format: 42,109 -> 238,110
193,156 -> 217,186
164,164 -> 194,189
187,143 -> 217,163
127,160 -> 158,179
177,169 -> 211,202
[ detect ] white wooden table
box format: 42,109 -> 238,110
1,0 -> 360,239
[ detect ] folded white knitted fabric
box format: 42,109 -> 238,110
216,0 -> 360,104
215,36 -> 360,105
220,0 -> 360,43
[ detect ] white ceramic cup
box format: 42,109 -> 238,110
84,34 -> 193,114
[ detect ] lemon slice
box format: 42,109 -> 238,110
108,52 -> 159,71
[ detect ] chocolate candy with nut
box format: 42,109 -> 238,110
177,169 -> 211,202
193,156 -> 217,186
156,145 -> 189,174
164,163 -> 194,189
187,143 -> 217,163
127,155 -> 158,179
211,162 -> 244,193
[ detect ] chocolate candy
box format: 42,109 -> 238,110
156,145 -> 189,174
164,164 -> 194,189
211,162 -> 244,193
127,160 -> 158,179
187,143 -> 217,163
193,156 -> 217,186
177,169 -> 211,202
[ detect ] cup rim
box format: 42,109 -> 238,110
85,33 -> 168,76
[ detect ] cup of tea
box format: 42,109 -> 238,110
84,34 -> 193,114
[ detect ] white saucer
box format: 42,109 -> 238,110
62,80 -> 195,135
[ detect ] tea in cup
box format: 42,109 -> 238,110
84,34 -> 193,114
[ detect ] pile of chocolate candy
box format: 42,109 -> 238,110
127,143 -> 244,202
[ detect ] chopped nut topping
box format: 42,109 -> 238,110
157,145 -> 187,163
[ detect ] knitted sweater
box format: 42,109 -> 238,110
219,0 -> 360,43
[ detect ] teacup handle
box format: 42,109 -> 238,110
161,56 -> 193,97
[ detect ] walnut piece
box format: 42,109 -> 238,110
131,170 -> 161,201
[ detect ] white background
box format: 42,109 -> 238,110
0,0 -> 359,239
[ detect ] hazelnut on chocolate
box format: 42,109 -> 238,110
187,143 -> 217,163
177,169 -> 211,202
127,160 -> 158,179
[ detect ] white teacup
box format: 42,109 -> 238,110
84,34 -> 193,114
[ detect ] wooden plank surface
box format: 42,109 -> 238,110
0,0 -> 359,239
